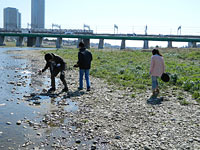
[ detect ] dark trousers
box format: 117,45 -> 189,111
51,68 -> 67,89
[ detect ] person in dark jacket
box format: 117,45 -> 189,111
39,53 -> 68,92
74,42 -> 93,91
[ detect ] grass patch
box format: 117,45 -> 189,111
43,48 -> 200,101
180,99 -> 190,105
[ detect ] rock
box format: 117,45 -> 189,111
6,122 -> 12,125
75,139 -> 81,144
0,103 -> 6,107
91,145 -> 97,150
16,120 -> 22,125
33,101 -> 41,105
114,135 -> 121,139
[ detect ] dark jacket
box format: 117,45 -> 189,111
77,48 -> 92,69
42,53 -> 66,73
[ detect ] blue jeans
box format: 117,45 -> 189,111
152,76 -> 158,91
79,69 -> 90,89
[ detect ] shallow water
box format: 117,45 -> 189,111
0,47 -> 78,149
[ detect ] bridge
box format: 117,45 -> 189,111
0,28 -> 200,49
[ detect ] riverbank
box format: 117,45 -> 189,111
1,48 -> 200,149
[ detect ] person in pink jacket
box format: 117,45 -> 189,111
150,49 -> 165,96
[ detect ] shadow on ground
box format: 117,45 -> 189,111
147,96 -> 164,105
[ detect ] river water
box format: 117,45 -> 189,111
0,47 -> 78,149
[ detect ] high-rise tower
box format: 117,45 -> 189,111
4,7 -> 21,29
31,0 -> 45,29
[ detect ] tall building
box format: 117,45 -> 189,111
4,7 -> 21,29
31,0 -> 45,29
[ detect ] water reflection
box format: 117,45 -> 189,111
0,47 -> 78,149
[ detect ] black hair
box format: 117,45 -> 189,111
152,49 -> 162,56
44,53 -> 53,61
79,41 -> 85,48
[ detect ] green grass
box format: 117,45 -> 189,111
43,47 -> 200,102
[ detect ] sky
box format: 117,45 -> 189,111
0,0 -> 200,47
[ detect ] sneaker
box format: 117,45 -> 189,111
61,87 -> 68,92
87,88 -> 91,91
48,87 -> 56,92
78,87 -> 83,90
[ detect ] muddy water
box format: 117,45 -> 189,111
0,48 -> 78,149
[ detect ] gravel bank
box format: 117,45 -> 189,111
12,50 -> 200,150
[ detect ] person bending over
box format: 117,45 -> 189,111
39,53 -> 68,93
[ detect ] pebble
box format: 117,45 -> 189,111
6,122 -> 12,125
16,120 -> 22,125
75,139 -> 81,144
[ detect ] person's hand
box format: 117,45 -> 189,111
38,69 -> 42,75
56,63 -> 61,67
73,64 -> 79,68
61,71 -> 65,75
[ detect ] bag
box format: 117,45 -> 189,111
161,73 -> 170,82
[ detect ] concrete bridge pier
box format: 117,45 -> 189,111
98,39 -> 104,49
0,36 -> 5,46
168,41 -> 173,48
83,39 -> 90,49
77,38 -> 82,48
16,36 -> 24,47
27,37 -> 36,47
36,37 -> 43,47
120,39 -> 126,50
56,37 -> 62,48
188,42 -> 197,48
143,40 -> 149,49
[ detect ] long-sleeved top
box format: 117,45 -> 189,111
42,53 -> 66,73
150,54 -> 165,77
77,48 -> 92,69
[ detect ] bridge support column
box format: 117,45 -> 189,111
77,38 -> 82,48
168,41 -> 173,48
188,42 -> 197,48
36,37 -> 43,47
143,40 -> 149,49
27,37 -> 36,47
98,39 -> 104,49
83,39 -> 90,49
56,37 -> 62,48
0,36 -> 5,46
16,36 -> 24,47
120,39 -> 126,50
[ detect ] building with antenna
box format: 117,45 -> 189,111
4,7 -> 21,29
31,0 -> 45,29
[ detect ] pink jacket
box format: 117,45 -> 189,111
150,55 -> 165,77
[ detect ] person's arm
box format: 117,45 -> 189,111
162,57 -> 165,73
150,57 -> 154,74
90,52 -> 93,61
42,62 -> 50,72
74,52 -> 82,67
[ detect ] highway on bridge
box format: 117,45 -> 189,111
1,32 -> 200,43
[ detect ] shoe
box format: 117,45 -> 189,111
78,87 -> 83,90
48,87 -> 56,92
61,87 -> 68,92
87,88 -> 91,91
156,89 -> 160,94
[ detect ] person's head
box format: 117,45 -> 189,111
44,53 -> 54,62
152,49 -> 162,56
79,41 -> 85,49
